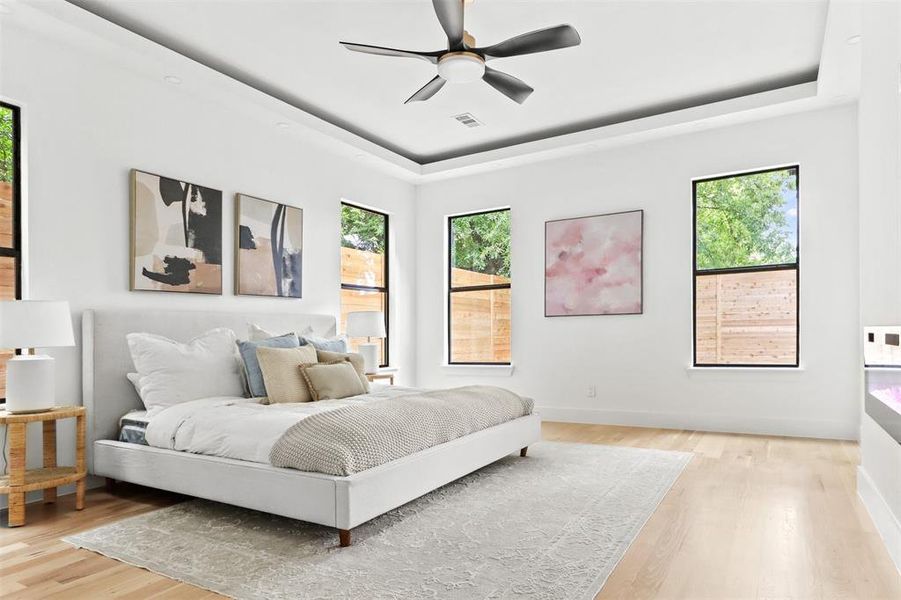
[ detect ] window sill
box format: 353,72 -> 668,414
441,364 -> 515,377
686,365 -> 805,374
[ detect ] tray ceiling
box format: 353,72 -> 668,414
70,0 -> 828,164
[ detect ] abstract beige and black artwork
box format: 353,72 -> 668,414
236,194 -> 303,297
131,169 -> 222,294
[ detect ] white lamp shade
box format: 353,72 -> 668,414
0,300 -> 75,349
346,311 -> 387,338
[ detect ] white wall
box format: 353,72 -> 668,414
858,0 -> 901,328
416,106 -> 860,440
0,16 -> 416,506
857,0 -> 901,574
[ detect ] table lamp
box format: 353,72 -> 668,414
0,300 -> 75,414
346,311 -> 386,374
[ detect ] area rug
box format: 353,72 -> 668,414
65,442 -> 691,600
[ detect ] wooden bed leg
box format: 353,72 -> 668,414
520,447 -> 528,457
339,529 -> 352,547
105,477 -> 116,493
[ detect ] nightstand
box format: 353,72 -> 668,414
0,406 -> 86,527
366,369 -> 397,385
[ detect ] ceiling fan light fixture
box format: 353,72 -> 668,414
437,52 -> 485,84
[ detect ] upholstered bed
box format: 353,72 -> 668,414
82,309 -> 541,546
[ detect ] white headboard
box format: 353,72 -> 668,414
82,308 -> 336,472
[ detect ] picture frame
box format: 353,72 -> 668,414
235,193 -> 303,298
130,169 -> 223,294
545,209 -> 643,317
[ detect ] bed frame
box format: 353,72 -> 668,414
82,309 -> 541,546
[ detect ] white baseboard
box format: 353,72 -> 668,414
535,405 -> 857,440
858,466 -> 901,575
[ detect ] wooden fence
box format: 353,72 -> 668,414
340,247 -> 511,364
0,182 -> 12,248
340,248 -> 386,361
449,268 -> 511,363
695,268 -> 797,365
0,182 -> 13,396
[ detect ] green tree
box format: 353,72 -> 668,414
452,210 -> 510,278
696,169 -> 797,270
341,204 -> 385,253
0,107 -> 13,183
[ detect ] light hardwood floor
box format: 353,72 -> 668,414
1,423 -> 900,599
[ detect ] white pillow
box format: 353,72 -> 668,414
126,372 -> 141,396
248,323 -> 314,341
127,328 -> 245,411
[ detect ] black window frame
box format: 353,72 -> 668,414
692,165 -> 800,368
340,201 -> 389,368
0,102 -> 23,400
447,208 -> 512,366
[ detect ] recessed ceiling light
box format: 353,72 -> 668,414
276,122 -> 290,129
164,75 -> 182,85
846,34 -> 861,45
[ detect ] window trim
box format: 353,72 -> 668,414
692,165 -> 800,368
1,102 -> 23,401
340,201 -> 389,368
0,101 -> 22,282
447,208 -> 512,366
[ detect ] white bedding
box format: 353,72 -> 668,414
144,386 -> 422,464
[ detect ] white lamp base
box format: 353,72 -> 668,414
358,343 -> 379,374
5,354 -> 56,414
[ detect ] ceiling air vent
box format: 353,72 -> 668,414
452,113 -> 483,128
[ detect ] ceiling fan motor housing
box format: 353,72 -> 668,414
437,52 -> 486,84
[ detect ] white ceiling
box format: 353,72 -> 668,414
70,0 -> 828,164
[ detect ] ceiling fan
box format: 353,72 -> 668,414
339,0 -> 581,104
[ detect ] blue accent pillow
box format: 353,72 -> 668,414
237,333 -> 300,397
300,335 -> 348,353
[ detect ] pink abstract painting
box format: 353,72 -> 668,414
545,210 -> 643,316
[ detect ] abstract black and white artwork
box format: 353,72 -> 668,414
235,194 -> 303,297
131,169 -> 222,294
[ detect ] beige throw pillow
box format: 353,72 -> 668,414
316,350 -> 370,393
300,361 -> 366,401
256,345 -> 318,404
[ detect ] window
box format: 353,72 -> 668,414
448,209 -> 511,364
693,166 -> 799,367
340,203 -> 388,366
0,103 -> 21,398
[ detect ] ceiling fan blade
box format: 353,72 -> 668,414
340,42 -> 442,64
482,67 -> 533,104
476,24 -> 581,59
432,0 -> 465,49
404,76 -> 447,104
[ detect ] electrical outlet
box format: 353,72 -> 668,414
587,385 -> 597,398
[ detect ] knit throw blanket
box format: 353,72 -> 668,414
269,386 -> 533,476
